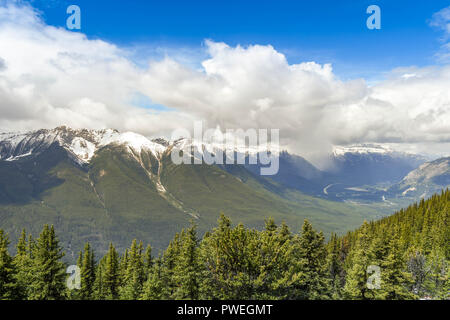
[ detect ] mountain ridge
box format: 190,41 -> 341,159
0,126 -> 388,259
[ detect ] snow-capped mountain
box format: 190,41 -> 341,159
328,143 -> 428,186
0,127 -> 439,204
0,126 -> 167,164
0,126 -> 278,166
0,127 -> 444,256
0,127 -> 374,256
332,144 -> 395,156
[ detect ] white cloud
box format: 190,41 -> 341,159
0,2 -> 449,161
429,6 -> 450,62
429,6 -> 450,37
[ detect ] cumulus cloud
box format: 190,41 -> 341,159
0,2 -> 194,136
0,2 -> 449,161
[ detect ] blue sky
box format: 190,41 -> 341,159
27,0 -> 450,80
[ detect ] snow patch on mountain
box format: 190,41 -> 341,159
0,127 -> 168,163
172,137 -> 279,159
332,144 -> 394,156
100,131 -> 166,156
70,137 -> 96,162
402,187 -> 416,196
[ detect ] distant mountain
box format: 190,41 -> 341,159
389,157 -> 450,199
243,145 -> 429,202
328,144 -> 427,186
0,127 -> 379,259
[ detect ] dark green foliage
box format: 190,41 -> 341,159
28,225 -> 66,300
13,229 -> 31,299
376,234 -> 415,300
172,222 -> 202,299
102,243 -> 120,299
0,230 -> 16,299
0,189 -> 447,300
342,189 -> 449,299
141,256 -> 166,300
119,240 -> 145,299
327,233 -> 344,298
78,242 -> 96,299
284,220 -> 330,299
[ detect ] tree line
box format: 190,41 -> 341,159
0,189 -> 448,300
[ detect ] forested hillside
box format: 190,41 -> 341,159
338,189 -> 449,299
0,190 -> 448,300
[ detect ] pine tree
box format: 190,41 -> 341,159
93,257 -> 105,300
13,229 -> 31,299
376,234 -> 416,300
286,220 -> 330,299
28,225 -> 66,300
102,243 -> 119,299
343,221 -> 376,300
253,219 -> 292,299
0,230 -> 17,300
78,242 -> 96,300
141,256 -> 166,300
406,250 -> 430,297
118,248 -> 129,289
200,214 -> 260,299
119,239 -> 145,299
144,244 -> 152,280
327,233 -> 343,299
425,250 -> 448,299
162,232 -> 183,298
173,222 -> 202,300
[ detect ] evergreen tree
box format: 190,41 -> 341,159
102,243 -> 119,299
13,229 -> 31,299
28,225 -> 66,300
406,250 -> 430,297
376,234 -> 415,300
0,230 -> 17,300
119,240 -> 145,299
141,256 -> 166,300
78,242 -> 96,300
327,233 -> 343,299
286,220 -> 330,299
93,257 -> 106,300
173,222 -> 202,299
162,232 -> 183,298
200,214 -> 259,299
253,219 -> 292,299
118,248 -> 129,289
343,221 -> 376,300
144,244 -> 152,280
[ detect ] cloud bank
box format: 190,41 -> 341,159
0,2 -> 449,160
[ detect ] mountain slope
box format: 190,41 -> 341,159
328,144 -> 427,186
389,157 -> 450,199
245,151 -> 327,196
0,127 -> 386,258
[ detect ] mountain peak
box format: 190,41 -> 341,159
0,126 -> 167,163
332,144 -> 393,156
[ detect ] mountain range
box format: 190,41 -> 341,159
0,126 -> 448,259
